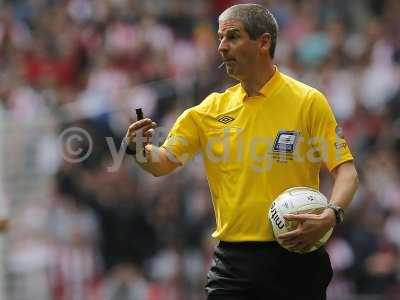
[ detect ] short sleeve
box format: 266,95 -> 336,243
161,108 -> 201,165
308,90 -> 354,171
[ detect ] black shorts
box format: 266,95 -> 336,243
205,241 -> 333,300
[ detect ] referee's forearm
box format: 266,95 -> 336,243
329,161 -> 359,210
132,145 -> 179,177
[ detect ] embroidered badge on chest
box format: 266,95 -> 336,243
269,130 -> 300,163
272,131 -> 299,153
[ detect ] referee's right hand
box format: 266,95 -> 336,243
124,118 -> 157,154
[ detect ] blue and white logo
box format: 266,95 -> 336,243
272,131 -> 299,153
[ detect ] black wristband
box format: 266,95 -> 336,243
123,138 -> 137,155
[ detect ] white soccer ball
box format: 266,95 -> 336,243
268,187 -> 334,253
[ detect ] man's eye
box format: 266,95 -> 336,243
218,34 -> 239,41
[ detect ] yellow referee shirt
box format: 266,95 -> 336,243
162,67 -> 353,242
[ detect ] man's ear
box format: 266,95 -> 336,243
259,33 -> 272,55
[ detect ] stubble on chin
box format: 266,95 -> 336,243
225,66 -> 240,80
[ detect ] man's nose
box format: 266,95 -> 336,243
218,39 -> 229,54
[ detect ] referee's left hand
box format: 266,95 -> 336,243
278,208 -> 336,252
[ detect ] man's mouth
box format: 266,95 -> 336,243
223,59 -> 236,65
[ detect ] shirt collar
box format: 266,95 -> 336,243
258,65 -> 281,97
237,65 -> 282,101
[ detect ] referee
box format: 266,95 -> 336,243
124,4 -> 358,300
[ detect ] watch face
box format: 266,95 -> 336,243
338,208 -> 345,221
335,207 -> 344,224
328,204 -> 344,224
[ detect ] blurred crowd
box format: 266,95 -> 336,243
1,0 -> 400,299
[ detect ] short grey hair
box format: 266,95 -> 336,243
219,4 -> 278,58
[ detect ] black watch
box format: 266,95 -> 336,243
327,203 -> 345,225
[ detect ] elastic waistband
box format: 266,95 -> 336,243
218,241 -> 278,248
218,240 -> 326,255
